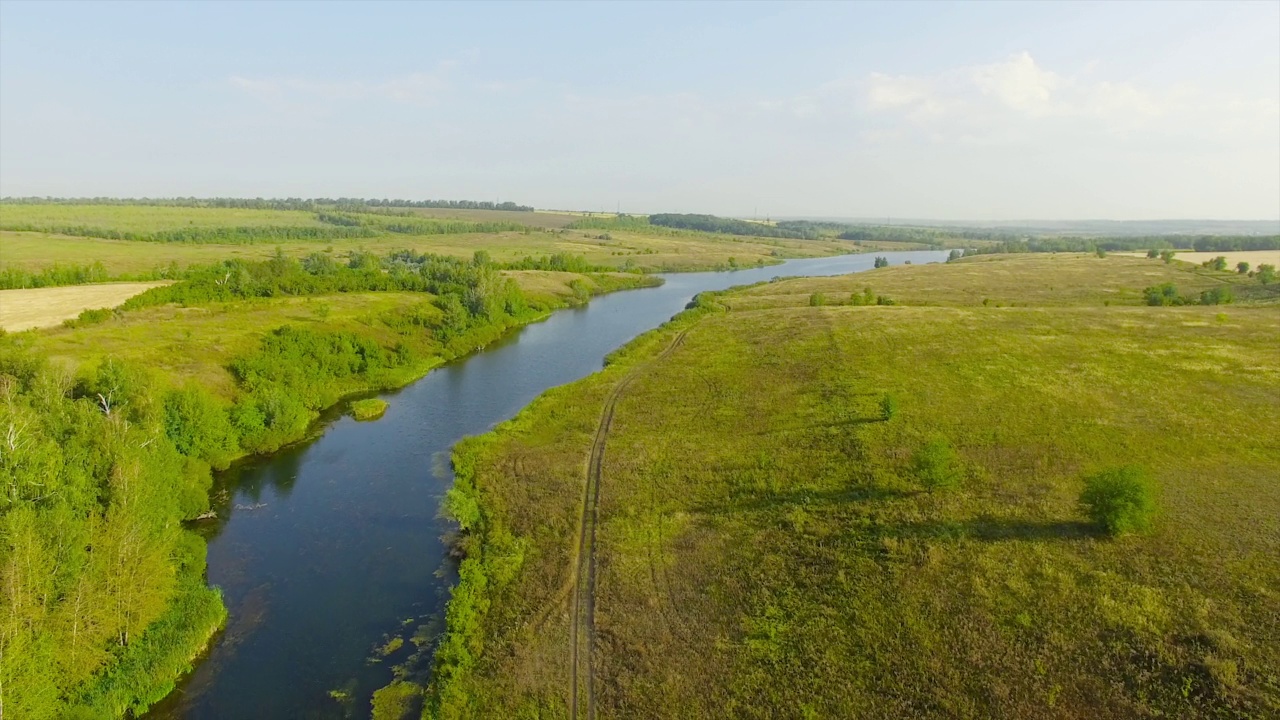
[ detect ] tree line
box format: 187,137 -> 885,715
0,197 -> 535,212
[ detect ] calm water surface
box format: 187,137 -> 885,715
148,251 -> 946,719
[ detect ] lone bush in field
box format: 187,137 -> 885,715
1236,261 -> 1250,274
880,394 -> 898,420
912,437 -> 963,491
1199,286 -> 1233,305
1080,466 -> 1157,536
809,292 -> 826,307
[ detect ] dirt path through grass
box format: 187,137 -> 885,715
569,328 -> 689,719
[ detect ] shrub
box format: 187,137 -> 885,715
880,394 -> 898,420
1095,247 -> 1107,258
912,437 -> 963,491
163,387 -> 238,469
873,256 -> 888,268
1257,263 -> 1276,285
1143,283 -> 1181,306
1205,256 -> 1228,271
1236,261 -> 1250,274
1146,248 -> 1160,259
947,249 -> 962,262
351,398 -> 388,421
1080,466 -> 1157,536
809,292 -> 826,307
1160,249 -> 1176,264
1199,286 -> 1233,305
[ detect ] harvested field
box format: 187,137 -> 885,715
1120,250 -> 1280,268
0,282 -> 170,331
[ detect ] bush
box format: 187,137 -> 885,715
1079,466 -> 1157,536
1204,256 -> 1228,271
880,394 -> 898,420
911,437 -> 963,491
1236,261 -> 1250,274
873,256 -> 889,268
1160,249 -> 1176,264
1199,286 -> 1233,305
850,287 -> 875,306
809,292 -> 826,307
1257,263 -> 1276,285
351,398 -> 388,421
1146,248 -> 1160,259
1095,247 -> 1107,258
1144,283 -> 1182,306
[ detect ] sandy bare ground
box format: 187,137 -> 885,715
0,282 -> 169,331
1120,250 -> 1280,269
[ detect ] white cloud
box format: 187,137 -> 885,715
229,63 -> 455,107
858,52 -> 1175,133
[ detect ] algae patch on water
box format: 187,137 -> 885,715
351,398 -> 388,421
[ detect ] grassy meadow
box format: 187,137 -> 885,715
418,253 -> 1279,719
23,271 -> 648,401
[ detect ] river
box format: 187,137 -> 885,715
147,251 -> 947,719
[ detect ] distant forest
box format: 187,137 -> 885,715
0,197 -> 535,212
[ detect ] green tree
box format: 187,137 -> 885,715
163,387 -> 238,470
1160,249 -> 1176,264
873,256 -> 888,268
1236,261 -> 1250,274
947,249 -> 963,263
1146,248 -> 1160,259
1079,467 -> 1157,536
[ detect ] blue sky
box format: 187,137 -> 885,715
1,0 -> 1277,219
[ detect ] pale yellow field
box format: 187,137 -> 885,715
1121,249 -> 1280,268
0,282 -> 169,331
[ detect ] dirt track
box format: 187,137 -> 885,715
569,329 -> 688,719
0,282 -> 168,331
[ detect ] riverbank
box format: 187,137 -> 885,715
414,253 -> 1279,718
138,252 -> 948,719
0,265 -> 658,720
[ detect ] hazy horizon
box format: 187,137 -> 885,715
2,1 -> 1277,221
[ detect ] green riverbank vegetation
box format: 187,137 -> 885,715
406,253 -> 1279,718
0,244 -> 656,718
351,398 -> 389,421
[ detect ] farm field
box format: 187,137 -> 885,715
420,254 -> 1280,719
1118,249 -> 1280,269
0,281 -> 169,331
0,204 -> 863,279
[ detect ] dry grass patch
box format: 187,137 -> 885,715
0,281 -> 170,331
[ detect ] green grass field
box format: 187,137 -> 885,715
0,203 -> 331,232
1,220 -> 859,277
24,271 -> 646,400
420,254 -> 1279,719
